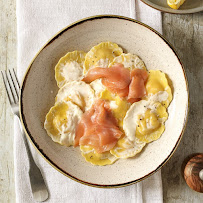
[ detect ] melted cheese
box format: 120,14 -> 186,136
44,101 -> 83,146
110,53 -> 146,70
110,136 -> 146,158
55,51 -> 86,88
55,81 -> 95,111
90,79 -> 106,97
123,100 -> 168,143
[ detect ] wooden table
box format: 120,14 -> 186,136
0,1 -> 202,202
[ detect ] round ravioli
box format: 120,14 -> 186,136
55,81 -> 95,111
110,136 -> 146,159
100,89 -> 130,128
109,53 -> 146,70
146,70 -> 172,107
44,101 -> 83,146
55,51 -> 86,88
123,100 -> 168,143
80,145 -> 118,166
83,42 -> 123,74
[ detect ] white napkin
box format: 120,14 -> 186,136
15,0 -> 163,202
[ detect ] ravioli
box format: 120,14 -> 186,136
83,42 -> 123,74
44,41 -> 174,166
109,53 -> 146,70
44,101 -> 83,146
123,100 -> 168,143
110,136 -> 146,159
55,51 -> 86,88
146,70 -> 172,108
55,81 -> 95,111
100,89 -> 130,127
80,145 -> 118,166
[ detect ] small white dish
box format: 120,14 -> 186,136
141,0 -> 203,14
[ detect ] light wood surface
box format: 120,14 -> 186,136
0,0 -> 202,202
0,0 -> 16,202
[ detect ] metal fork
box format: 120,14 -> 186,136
1,69 -> 49,202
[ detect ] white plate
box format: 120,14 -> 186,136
20,15 -> 189,187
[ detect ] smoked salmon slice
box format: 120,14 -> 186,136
74,99 -> 123,153
83,63 -> 148,103
127,69 -> 148,103
82,64 -> 131,97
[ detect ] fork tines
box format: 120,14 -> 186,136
1,69 -> 20,105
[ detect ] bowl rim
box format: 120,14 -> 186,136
140,0 -> 203,14
19,15 -> 189,188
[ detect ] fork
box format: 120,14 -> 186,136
1,69 -> 49,202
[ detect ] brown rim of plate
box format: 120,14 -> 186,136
140,0 -> 203,14
19,15 -> 189,188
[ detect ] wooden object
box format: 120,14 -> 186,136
184,154 -> 203,193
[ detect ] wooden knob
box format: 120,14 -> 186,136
184,154 -> 203,193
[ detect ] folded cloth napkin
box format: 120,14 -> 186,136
15,0 -> 163,202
